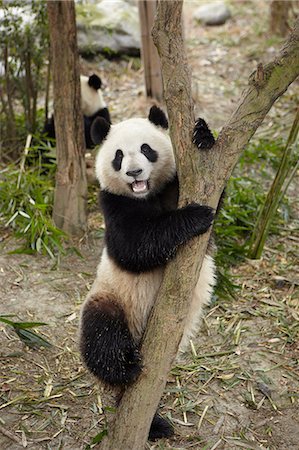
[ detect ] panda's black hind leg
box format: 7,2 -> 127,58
193,118 -> 215,150
148,413 -> 174,441
80,295 -> 142,386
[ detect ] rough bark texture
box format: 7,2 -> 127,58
47,0 -> 87,236
100,3 -> 299,448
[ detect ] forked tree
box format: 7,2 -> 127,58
99,1 -> 299,449
47,0 -> 87,236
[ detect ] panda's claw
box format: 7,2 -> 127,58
193,118 -> 215,150
183,203 -> 215,235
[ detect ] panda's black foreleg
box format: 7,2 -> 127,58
192,117 -> 215,150
80,295 -> 142,386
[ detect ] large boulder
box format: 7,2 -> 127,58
193,2 -> 231,26
76,0 -> 140,57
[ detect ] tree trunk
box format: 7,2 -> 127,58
270,1 -> 291,36
138,1 -> 163,101
3,45 -> 17,159
47,0 -> 87,236
100,3 -> 299,448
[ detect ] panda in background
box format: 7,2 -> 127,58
80,74 -> 111,148
43,73 -> 111,149
79,105 -> 216,440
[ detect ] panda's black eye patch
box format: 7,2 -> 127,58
141,143 -> 158,163
112,149 -> 124,171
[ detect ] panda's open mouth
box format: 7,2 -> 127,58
131,180 -> 149,194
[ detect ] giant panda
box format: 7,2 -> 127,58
43,73 -> 111,149
79,105 -> 216,440
80,74 -> 111,148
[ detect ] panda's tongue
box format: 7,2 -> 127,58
132,180 -> 148,193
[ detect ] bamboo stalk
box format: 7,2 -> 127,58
248,105 -> 299,259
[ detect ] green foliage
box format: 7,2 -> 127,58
85,430 -> 108,449
215,175 -> 265,265
249,107 -> 299,259
214,137 -> 291,296
0,151 -> 66,258
0,316 -> 52,348
0,0 -> 49,159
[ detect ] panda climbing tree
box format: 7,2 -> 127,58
96,2 -> 299,450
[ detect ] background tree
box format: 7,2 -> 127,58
138,0 -> 163,101
0,0 -> 49,161
100,2 -> 299,449
47,0 -> 87,236
269,1 -> 292,36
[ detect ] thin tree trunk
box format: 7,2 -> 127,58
3,45 -> 17,155
270,1 -> 291,36
100,4 -> 299,448
47,0 -> 87,236
138,1 -> 163,101
44,47 -> 51,123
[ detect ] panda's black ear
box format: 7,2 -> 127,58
91,117 -> 111,145
88,74 -> 102,90
148,105 -> 168,130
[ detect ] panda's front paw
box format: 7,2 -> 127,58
183,203 -> 215,235
193,118 -> 215,150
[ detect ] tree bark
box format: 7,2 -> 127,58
47,0 -> 87,236
100,3 -> 299,448
138,1 -> 163,101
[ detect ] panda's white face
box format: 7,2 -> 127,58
95,118 -> 176,198
80,75 -> 106,117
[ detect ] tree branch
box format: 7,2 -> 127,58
101,3 -> 299,448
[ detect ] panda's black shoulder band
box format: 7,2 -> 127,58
91,117 -> 111,145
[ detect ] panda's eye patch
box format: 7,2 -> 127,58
112,149 -> 124,171
141,143 -> 158,162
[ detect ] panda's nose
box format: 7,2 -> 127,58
126,169 -> 142,178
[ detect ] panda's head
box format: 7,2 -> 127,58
80,74 -> 106,117
91,106 -> 176,199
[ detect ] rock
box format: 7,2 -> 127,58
76,0 -> 140,57
193,2 -> 231,26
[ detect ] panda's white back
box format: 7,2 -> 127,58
89,248 -> 164,341
88,248 -> 216,351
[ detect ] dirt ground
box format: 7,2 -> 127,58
1,1 -> 298,449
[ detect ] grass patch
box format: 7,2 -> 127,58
214,137 -> 291,297
0,145 -> 65,258
0,316 -> 52,348
215,137 -> 290,263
